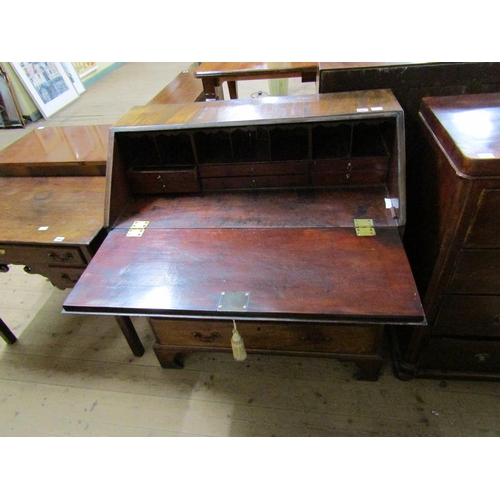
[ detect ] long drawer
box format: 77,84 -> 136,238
448,250 -> 500,294
150,318 -> 383,354
419,337 -> 500,373
433,295 -> 500,338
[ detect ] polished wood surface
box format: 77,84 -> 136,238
148,63 -> 204,104
392,92 -> 500,380
63,225 -> 424,323
196,62 -> 318,100
113,89 -> 403,128
419,92 -> 500,177
0,177 -> 105,244
0,125 -> 110,176
112,187 -> 398,230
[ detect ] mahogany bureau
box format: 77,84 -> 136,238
392,92 -> 500,380
63,90 -> 425,380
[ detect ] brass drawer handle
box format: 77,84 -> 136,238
61,274 -> 79,285
48,252 -> 74,263
475,353 -> 490,363
192,331 -> 220,343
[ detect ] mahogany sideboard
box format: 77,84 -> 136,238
392,92 -> 500,380
63,90 -> 425,380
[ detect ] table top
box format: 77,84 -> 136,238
420,92 -> 500,177
318,62 -> 433,71
196,62 -> 317,79
0,125 -> 110,176
0,176 -> 106,245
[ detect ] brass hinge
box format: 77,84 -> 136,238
126,220 -> 149,237
354,219 -> 376,236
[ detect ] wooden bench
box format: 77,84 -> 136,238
148,63 -> 205,105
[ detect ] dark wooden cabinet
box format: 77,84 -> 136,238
392,92 -> 500,380
63,90 -> 425,380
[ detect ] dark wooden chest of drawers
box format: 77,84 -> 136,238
392,92 -> 500,380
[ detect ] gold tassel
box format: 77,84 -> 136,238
231,320 -> 247,361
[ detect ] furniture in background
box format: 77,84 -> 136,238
0,65 -> 209,353
195,62 -> 317,100
148,62 -> 204,104
0,125 -> 146,356
392,92 -> 500,380
63,90 -> 425,381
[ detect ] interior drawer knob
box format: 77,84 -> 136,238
475,353 -> 490,363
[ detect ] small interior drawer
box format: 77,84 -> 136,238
201,175 -> 308,191
199,161 -> 308,178
126,170 -> 199,194
311,156 -> 389,172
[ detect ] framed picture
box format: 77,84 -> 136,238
11,62 -> 80,118
61,62 -> 86,94
0,64 -> 25,128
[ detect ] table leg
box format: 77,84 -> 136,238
201,77 -> 224,101
114,316 -> 145,357
0,317 -> 17,345
227,81 -> 238,99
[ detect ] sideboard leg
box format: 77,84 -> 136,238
0,317 -> 17,345
114,316 -> 145,357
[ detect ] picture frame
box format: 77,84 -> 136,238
61,62 -> 86,95
11,62 -> 80,119
0,64 -> 25,128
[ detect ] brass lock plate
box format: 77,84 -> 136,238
217,291 -> 250,312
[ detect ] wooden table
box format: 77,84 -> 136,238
0,125 -> 147,355
195,62 -> 318,100
63,91 -> 425,380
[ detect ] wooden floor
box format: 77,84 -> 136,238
2,63 -> 500,438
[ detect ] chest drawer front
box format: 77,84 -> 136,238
150,319 -> 383,354
448,250 -> 500,294
434,295 -> 500,338
419,337 -> 500,373
464,190 -> 500,248
126,170 -> 199,194
0,244 -> 86,266
198,161 -> 308,178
